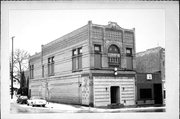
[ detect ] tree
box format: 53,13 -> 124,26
10,49 -> 30,96
11,49 -> 30,86
11,49 -> 30,97
20,71 -> 26,88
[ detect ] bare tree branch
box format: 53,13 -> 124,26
10,49 -> 30,87
13,76 -> 20,83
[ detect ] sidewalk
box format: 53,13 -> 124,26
45,102 -> 166,113
45,102 -> 83,112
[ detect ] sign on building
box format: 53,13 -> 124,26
147,74 -> 152,80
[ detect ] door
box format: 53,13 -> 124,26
153,84 -> 163,105
110,86 -> 120,104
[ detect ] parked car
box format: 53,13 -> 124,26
17,95 -> 28,104
27,96 -> 47,107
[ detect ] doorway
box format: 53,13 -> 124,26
110,86 -> 120,104
153,84 -> 163,105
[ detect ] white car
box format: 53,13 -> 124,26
27,96 -> 47,107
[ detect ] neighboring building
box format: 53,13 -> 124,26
136,47 -> 165,104
29,21 -> 136,107
136,73 -> 163,105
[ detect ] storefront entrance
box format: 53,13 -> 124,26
153,84 -> 163,105
110,86 -> 120,104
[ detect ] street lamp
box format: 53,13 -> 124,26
114,67 -> 118,76
11,36 -> 15,99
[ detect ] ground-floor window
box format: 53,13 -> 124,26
140,88 -> 152,99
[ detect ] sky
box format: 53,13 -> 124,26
9,9 -> 165,56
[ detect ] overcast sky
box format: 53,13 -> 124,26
9,9 -> 165,56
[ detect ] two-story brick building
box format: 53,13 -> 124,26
29,21 -> 136,107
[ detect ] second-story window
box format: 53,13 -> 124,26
94,44 -> 101,53
72,47 -> 82,72
126,48 -> 133,70
126,48 -> 132,56
30,64 -> 34,79
108,45 -> 120,67
48,56 -> 54,76
94,44 -> 102,69
78,47 -> 82,70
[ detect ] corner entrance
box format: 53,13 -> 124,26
110,86 -> 120,104
153,84 -> 163,105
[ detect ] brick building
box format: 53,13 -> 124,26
136,47 -> 165,104
136,73 -> 163,105
29,21 -> 136,107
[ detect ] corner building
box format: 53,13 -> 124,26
29,21 -> 136,107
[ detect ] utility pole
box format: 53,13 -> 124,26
11,36 -> 15,99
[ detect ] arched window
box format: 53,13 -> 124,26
108,45 -> 120,67
108,45 -> 120,54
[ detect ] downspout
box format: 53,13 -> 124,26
41,45 -> 44,98
133,28 -> 137,105
41,45 -> 44,78
88,20 -> 92,71
121,29 -> 126,70
133,28 -> 136,70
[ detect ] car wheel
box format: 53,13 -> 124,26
42,105 -> 45,107
32,105 -> 34,107
27,103 -> 29,106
